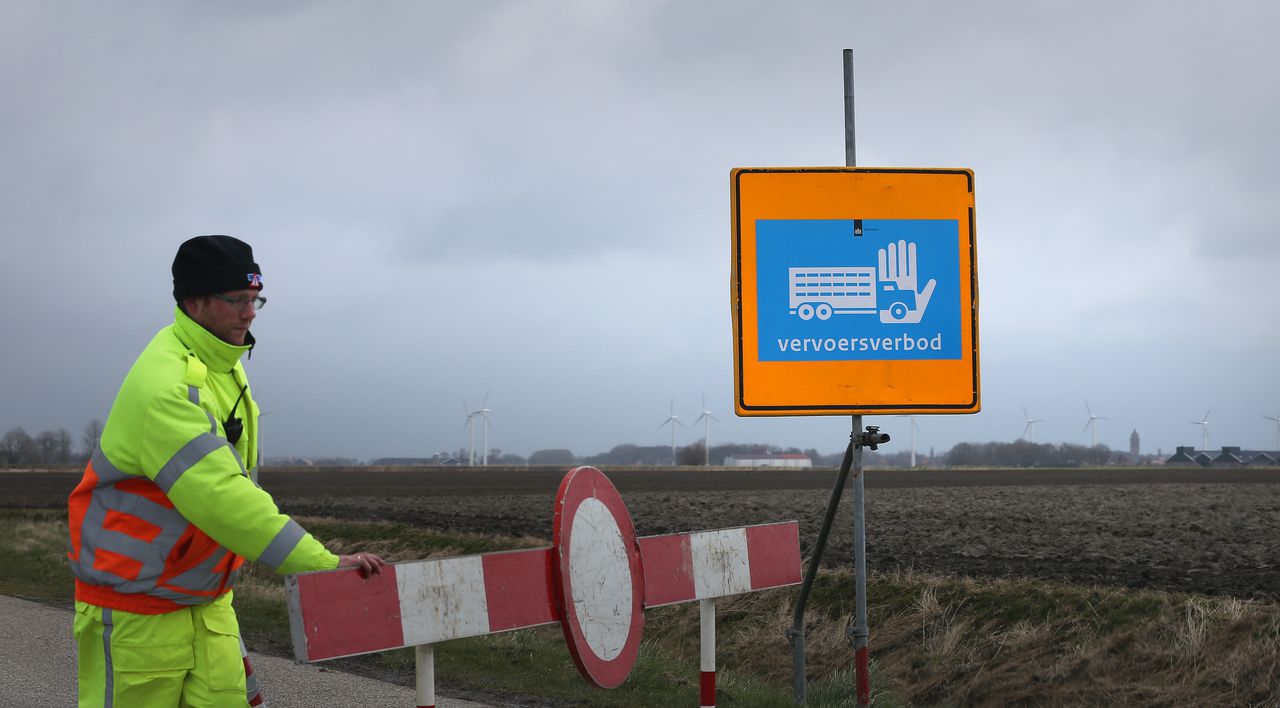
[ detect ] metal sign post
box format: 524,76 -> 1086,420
845,49 -> 871,708
733,49 -> 979,706
849,416 -> 871,708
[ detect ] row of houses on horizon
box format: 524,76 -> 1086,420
1164,446 -> 1279,467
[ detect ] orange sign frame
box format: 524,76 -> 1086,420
731,167 -> 980,416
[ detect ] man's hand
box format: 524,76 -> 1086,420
337,552 -> 388,578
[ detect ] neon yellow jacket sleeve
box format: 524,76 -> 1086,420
138,383 -> 338,574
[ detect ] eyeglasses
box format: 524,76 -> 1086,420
211,293 -> 267,310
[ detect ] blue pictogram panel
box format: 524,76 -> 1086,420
756,219 -> 961,361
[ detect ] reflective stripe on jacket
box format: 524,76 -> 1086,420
68,307 -> 337,614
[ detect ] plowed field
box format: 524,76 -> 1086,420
9,465 -> 1279,599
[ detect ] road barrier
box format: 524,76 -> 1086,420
286,466 -> 800,707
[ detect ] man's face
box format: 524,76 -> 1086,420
185,288 -> 259,345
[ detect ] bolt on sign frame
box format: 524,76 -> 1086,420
731,167 -> 980,415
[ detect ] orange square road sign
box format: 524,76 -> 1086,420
731,167 -> 980,416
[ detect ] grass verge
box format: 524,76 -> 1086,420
9,509 -> 1278,705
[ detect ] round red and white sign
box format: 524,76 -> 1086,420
551,466 -> 644,688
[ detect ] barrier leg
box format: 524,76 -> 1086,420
416,644 -> 435,708
851,415 -> 871,708
700,598 -> 717,707
240,635 -> 268,707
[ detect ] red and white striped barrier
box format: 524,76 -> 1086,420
637,522 -> 801,707
285,466 -> 800,707
286,547 -> 558,662
639,523 -> 803,607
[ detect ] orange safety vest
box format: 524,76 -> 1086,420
68,446 -> 246,614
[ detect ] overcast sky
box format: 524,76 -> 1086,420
2,1 -> 1277,461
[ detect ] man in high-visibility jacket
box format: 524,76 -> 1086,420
68,235 -> 387,707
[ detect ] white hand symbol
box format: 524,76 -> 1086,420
877,239 -> 936,324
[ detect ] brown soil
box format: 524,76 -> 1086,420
10,465 -> 1280,599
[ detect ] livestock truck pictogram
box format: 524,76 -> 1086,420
788,239 -> 937,324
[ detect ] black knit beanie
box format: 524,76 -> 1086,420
172,235 -> 263,301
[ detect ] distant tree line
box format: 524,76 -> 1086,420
944,440 -> 1115,467
3,421 -> 1127,470
367,449 -> 530,466
341,439 -> 1132,469
522,442 -> 825,467
0,419 -> 101,467
568,440 -> 1124,469
450,440 -> 942,468
269,456 -> 364,467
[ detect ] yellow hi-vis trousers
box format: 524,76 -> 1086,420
74,591 -> 265,708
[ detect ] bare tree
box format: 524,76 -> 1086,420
81,419 -> 104,459
677,441 -> 706,466
1,427 -> 35,467
36,430 -> 60,464
528,449 -> 576,466
53,428 -> 73,463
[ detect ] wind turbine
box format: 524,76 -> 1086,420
1189,409 -> 1211,451
692,392 -> 719,466
462,401 -> 476,466
257,409 -> 270,466
903,415 -> 920,467
469,393 -> 493,465
1082,401 -> 1109,447
1264,413 -> 1280,450
1021,407 -> 1044,442
659,399 -> 683,466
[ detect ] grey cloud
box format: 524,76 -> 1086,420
2,1 -> 1277,461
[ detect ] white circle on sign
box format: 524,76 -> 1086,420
553,466 -> 644,688
568,497 -> 633,661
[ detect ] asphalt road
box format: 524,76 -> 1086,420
0,594 -> 490,708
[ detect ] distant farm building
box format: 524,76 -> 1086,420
1164,446 -> 1279,467
722,453 -> 812,468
